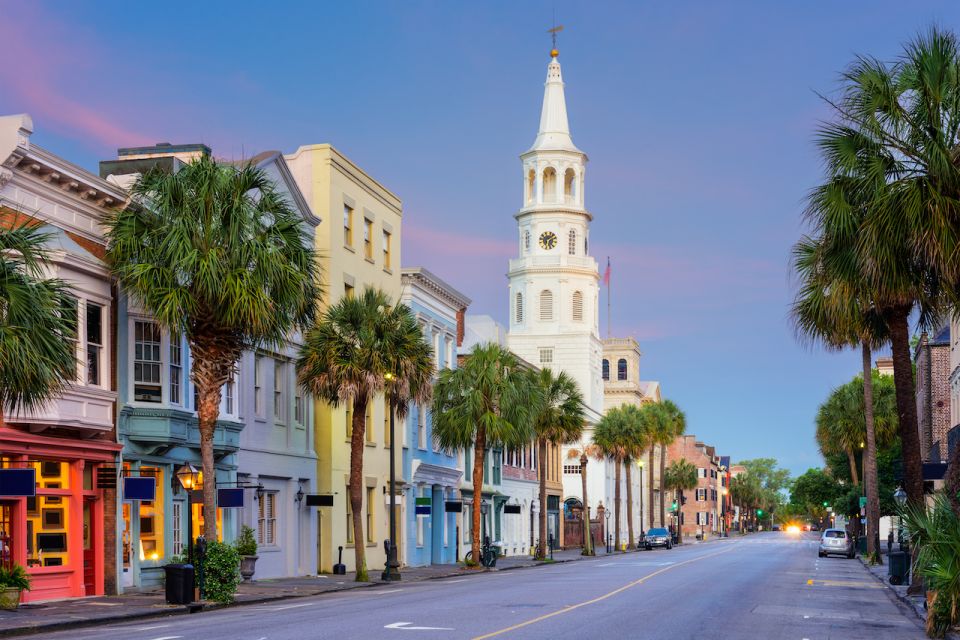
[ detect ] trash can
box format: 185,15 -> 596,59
857,536 -> 867,555
164,563 -> 195,605
888,551 -> 908,586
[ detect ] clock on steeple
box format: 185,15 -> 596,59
539,231 -> 558,250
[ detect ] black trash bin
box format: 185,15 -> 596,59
888,551 -> 908,586
164,564 -> 195,604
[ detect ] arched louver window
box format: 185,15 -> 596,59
539,290 -> 554,321
568,229 -> 577,255
572,291 -> 583,322
515,292 -> 523,323
524,230 -> 530,253
602,359 -> 610,381
617,358 -> 627,381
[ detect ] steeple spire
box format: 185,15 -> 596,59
529,53 -> 580,153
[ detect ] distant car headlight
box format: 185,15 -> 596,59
786,525 -> 800,534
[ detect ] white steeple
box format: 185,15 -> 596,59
528,53 -> 581,154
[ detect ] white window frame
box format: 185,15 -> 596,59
172,500 -> 184,557
85,301 -> 105,387
274,359 -> 285,423
257,491 -> 278,547
130,318 -> 165,405
417,404 -> 427,450
254,356 -> 264,417
169,332 -> 183,406
539,348 -> 553,365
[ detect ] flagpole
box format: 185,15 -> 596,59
606,256 -> 611,339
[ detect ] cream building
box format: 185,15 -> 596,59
285,145 -> 402,574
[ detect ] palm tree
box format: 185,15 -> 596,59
566,443 -> 602,556
529,368 -> 585,560
593,406 -> 634,552
298,287 -> 433,581
433,343 -> 541,566
663,459 -> 697,544
648,400 -> 686,528
106,155 -> 320,542
0,222 -> 76,422
622,404 -> 651,549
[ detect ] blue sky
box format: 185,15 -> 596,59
3,1 -> 958,476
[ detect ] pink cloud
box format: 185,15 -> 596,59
404,224 -> 516,258
0,4 -> 154,148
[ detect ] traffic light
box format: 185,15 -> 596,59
822,501 -> 829,507
671,501 -> 678,511
756,509 -> 764,517
681,496 -> 687,505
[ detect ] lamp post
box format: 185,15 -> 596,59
175,463 -> 202,564
604,508 -> 611,553
382,373 -> 401,582
638,459 -> 645,542
893,486 -> 907,551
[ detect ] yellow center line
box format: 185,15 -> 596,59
471,545 -> 738,640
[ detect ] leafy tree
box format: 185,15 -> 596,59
529,368 -> 584,560
663,459 -> 697,544
106,155 -> 320,542
0,222 -> 76,422
789,468 -> 844,522
433,344 -> 541,565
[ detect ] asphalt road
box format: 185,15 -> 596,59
47,532 -> 924,640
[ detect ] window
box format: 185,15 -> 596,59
417,405 -> 426,449
172,501 -> 183,557
515,293 -> 523,323
444,337 -> 453,371
698,468 -> 707,478
295,387 -> 304,425
563,465 -> 581,474
133,321 -> 162,402
224,373 -> 235,415
697,488 -> 706,502
169,333 -> 182,405
539,348 -> 553,365
274,360 -> 284,421
382,230 -> 392,270
524,230 -> 530,253
363,219 -> 373,260
572,291 -> 583,322
345,484 -> 354,543
343,204 -> 354,247
433,332 -> 441,372
85,303 -> 103,385
568,229 -> 577,255
492,451 -> 502,484
258,492 -> 277,545
59,295 -> 79,380
366,487 -> 375,542
539,290 -> 553,321
365,402 -> 374,443
138,466 -> 164,562
254,356 -> 264,415
617,358 -> 627,381
345,398 -> 353,438
344,282 -> 355,299
602,359 -> 610,380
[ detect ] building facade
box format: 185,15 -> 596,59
915,324 -> 952,462
667,435 -> 721,540
399,268 -> 469,566
0,114 -> 123,601
285,144 -> 402,575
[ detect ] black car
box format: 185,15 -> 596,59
644,527 -> 672,550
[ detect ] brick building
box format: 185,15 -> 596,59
915,324 -> 952,462
667,435 -> 721,540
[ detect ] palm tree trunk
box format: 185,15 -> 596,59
580,453 -> 593,556
349,395 -> 369,581
470,428 -> 486,565
614,459 -> 622,552
846,448 -> 860,487
659,444 -> 667,528
884,306 -> 924,506
537,438 -> 548,560
676,489 -> 684,544
647,448 -> 655,529
625,460 -> 634,550
861,342 -> 881,565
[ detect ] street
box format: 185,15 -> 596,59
35,533 -> 923,640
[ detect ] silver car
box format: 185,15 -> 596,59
818,528 -> 855,558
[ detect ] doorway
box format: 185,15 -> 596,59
83,499 -> 96,595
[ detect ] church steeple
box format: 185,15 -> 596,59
529,54 -> 581,153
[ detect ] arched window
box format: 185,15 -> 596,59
568,229 -> 577,255
515,292 -> 523,323
617,358 -> 627,381
526,169 -> 535,205
542,167 -> 557,203
539,290 -> 554,321
572,291 -> 583,322
524,230 -> 530,253
564,168 -> 576,202
602,359 -> 610,381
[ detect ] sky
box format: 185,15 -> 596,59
2,0 -> 958,477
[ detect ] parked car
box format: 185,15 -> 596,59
772,524 -> 781,532
644,527 -> 673,550
810,523 -> 820,532
818,529 -> 854,558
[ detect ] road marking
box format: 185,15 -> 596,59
807,579 -> 883,589
148,636 -> 183,640
386,622 -> 454,631
471,547 -> 736,640
269,602 -> 316,610
135,625 -> 172,631
445,579 -> 468,583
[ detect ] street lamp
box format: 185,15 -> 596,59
382,373 -> 401,582
176,463 -> 202,564
638,459 -> 645,543
604,508 -> 612,553
893,486 -> 907,550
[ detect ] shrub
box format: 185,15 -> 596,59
0,565 -> 30,591
202,541 -> 241,603
235,525 -> 258,556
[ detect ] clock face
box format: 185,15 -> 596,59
539,231 -> 558,250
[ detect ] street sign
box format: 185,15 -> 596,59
503,504 -> 522,514
217,488 -> 244,508
859,496 -> 867,509
0,469 -> 35,497
415,496 -> 431,515
415,497 -> 431,506
444,500 -> 463,513
305,494 -> 334,507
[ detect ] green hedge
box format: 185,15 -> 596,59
203,541 -> 241,603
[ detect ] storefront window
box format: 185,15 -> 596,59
191,502 -> 222,542
138,467 -> 163,562
27,461 -> 70,568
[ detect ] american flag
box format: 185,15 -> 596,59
603,257 -> 611,285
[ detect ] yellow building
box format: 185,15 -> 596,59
285,144 -> 402,574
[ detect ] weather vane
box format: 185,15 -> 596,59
548,17 -> 563,58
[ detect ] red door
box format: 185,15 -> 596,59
83,500 -> 95,595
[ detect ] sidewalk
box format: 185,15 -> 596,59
0,540 -> 722,637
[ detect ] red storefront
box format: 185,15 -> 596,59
0,430 -> 120,602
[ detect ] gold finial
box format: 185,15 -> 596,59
548,23 -> 563,58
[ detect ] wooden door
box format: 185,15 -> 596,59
83,500 -> 95,595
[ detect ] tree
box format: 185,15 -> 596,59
433,344 -> 541,565
107,155 -> 320,543
529,368 -> 584,560
298,288 -> 432,581
0,222 -> 76,422
621,405 -> 651,549
789,468 -> 844,524
643,400 -> 686,528
593,406 -> 636,552
663,459 -> 697,544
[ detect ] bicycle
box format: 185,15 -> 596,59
464,536 -> 498,567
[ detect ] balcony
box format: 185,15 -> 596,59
9,384 -> 116,434
509,255 -> 597,273
120,405 -> 244,454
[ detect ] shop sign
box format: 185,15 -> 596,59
444,500 -> 463,513
305,494 -> 334,507
0,468 -> 35,497
217,488 -> 244,508
123,476 -> 156,501
415,496 -> 431,515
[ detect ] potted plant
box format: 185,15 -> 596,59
235,525 -> 258,581
0,564 -> 31,609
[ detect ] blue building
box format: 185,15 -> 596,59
399,268 -> 470,566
